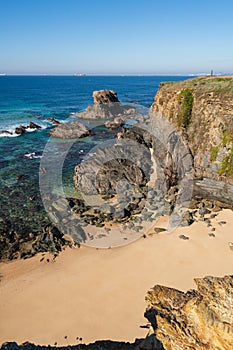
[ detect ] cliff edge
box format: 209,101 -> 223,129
145,275 -> 233,350
151,76 -> 233,185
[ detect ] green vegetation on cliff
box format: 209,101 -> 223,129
151,75 -> 233,184
219,153 -> 233,177
219,130 -> 233,176
210,146 -> 219,162
157,76 -> 233,95
177,89 -> 194,128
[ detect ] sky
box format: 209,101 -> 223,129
1,0 -> 233,75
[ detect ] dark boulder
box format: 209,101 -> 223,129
27,122 -> 41,129
15,125 -> 26,135
47,117 -> 60,125
1,130 -> 12,135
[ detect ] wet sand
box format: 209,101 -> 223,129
0,209 -> 232,346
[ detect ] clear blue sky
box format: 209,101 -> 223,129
1,0 -> 233,75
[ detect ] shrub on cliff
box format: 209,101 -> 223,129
177,88 -> 194,128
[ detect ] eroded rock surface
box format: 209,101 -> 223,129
145,275 -> 233,350
76,89 -> 136,120
50,120 -> 92,139
151,76 -> 233,185
93,89 -> 119,104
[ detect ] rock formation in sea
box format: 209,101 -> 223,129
73,78 -> 233,228
1,80 -> 233,349
76,89 -> 136,120
2,78 -> 233,260
47,117 -> 60,125
50,120 -> 93,139
1,122 -> 42,136
93,89 -> 119,104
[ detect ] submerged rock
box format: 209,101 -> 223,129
47,117 -> 60,125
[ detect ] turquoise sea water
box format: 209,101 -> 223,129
0,75 -> 189,235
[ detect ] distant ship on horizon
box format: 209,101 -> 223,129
0,73 -> 7,76
73,73 -> 86,76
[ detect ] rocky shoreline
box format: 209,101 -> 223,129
1,122 -> 42,136
1,77 -> 233,350
1,79 -> 233,260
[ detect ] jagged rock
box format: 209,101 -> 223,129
73,112 -> 195,223
73,135 -> 152,221
47,117 -> 60,125
76,89 -> 136,120
105,116 -> 125,130
27,122 -> 41,129
74,137 -> 152,196
145,275 -> 233,350
0,221 -> 67,261
12,122 -> 41,135
93,89 -> 119,104
50,121 -> 93,139
15,125 -> 26,135
179,211 -> 194,226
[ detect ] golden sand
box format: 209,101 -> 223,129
0,209 -> 232,346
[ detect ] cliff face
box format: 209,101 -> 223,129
151,76 -> 233,185
145,275 -> 233,350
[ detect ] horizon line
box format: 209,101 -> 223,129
0,72 -> 229,77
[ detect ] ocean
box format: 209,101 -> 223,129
0,75 -> 189,239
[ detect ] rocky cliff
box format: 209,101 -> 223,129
151,76 -> 233,185
145,275 -> 233,350
72,82 -> 233,233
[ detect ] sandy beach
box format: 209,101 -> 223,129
0,209 -> 232,346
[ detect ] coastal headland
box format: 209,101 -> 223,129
0,76 -> 233,350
